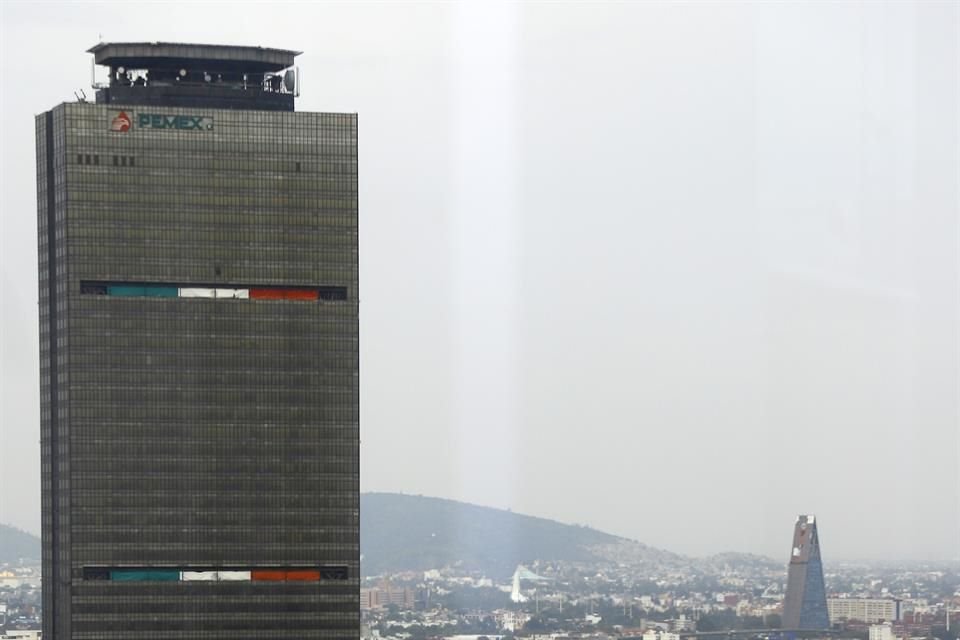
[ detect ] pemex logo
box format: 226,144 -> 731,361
110,111 -> 132,133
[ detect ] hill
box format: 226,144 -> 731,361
0,524 -> 41,564
2,496 -> 707,577
360,492 -> 679,578
704,551 -> 781,570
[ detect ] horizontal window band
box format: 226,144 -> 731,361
80,281 -> 347,301
82,566 -> 349,582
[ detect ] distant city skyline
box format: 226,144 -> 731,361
1,2 -> 958,563
6,493 -> 958,640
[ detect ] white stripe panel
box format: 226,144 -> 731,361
181,571 -> 218,581
179,288 -> 216,298
217,571 -> 251,581
215,288 -> 249,299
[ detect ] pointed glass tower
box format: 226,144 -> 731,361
781,515 -> 830,630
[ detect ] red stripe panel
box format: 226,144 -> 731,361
285,570 -> 321,581
251,570 -> 287,581
249,289 -> 285,300
283,289 -> 319,300
249,288 -> 318,300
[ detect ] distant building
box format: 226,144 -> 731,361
361,587 -> 416,610
1,631 -> 43,640
829,598 -> 902,624
496,611 -> 531,632
640,629 -> 681,640
781,515 -> 830,630
670,615 -> 697,632
869,622 -> 896,640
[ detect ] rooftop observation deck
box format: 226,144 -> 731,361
88,42 -> 301,112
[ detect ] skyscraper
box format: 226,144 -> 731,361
781,515 -> 829,630
37,42 -> 358,638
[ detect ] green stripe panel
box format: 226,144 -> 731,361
106,285 -> 178,297
107,285 -> 146,297
110,570 -> 181,581
141,286 -> 178,297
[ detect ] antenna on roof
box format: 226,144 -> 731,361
74,89 -> 87,103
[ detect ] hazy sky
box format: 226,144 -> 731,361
1,2 -> 957,562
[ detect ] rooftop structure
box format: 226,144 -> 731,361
88,41 -> 301,111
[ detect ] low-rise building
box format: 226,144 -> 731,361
669,615 -> 697,632
829,598 -> 901,624
361,587 -> 416,610
869,622 -> 895,640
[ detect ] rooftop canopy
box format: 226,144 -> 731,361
88,42 -> 301,74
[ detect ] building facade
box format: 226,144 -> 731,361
37,42 -> 359,639
829,598 -> 901,624
781,515 -> 829,630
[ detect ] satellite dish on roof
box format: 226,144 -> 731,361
283,69 -> 296,92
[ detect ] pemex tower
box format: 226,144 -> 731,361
781,515 -> 830,630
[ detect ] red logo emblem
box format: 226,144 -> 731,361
110,111 -> 131,132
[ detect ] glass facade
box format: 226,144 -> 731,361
37,102 -> 359,638
797,555 -> 829,629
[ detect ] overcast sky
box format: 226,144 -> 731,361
1,2 -> 958,562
